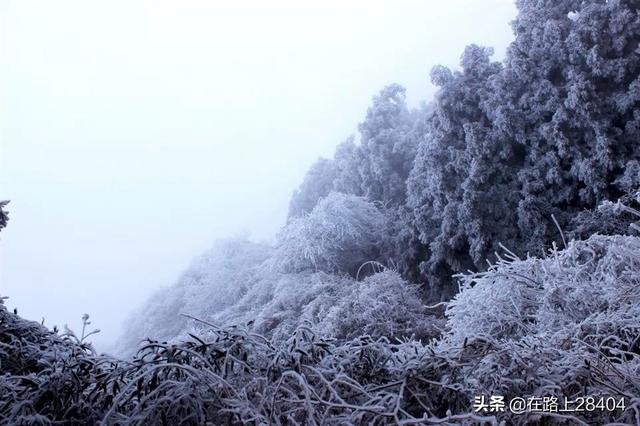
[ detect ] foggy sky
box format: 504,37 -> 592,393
0,0 -> 517,350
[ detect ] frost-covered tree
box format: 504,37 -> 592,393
502,0 -> 640,254
288,136 -> 365,220
407,45 -> 503,295
377,103 -> 434,285
332,136 -> 364,196
358,84 -> 416,206
274,192 -> 385,275
403,0 -> 640,296
287,157 -> 337,219
285,85 -> 422,281
291,84 -> 417,212
378,205 -> 428,285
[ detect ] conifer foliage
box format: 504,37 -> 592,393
287,0 -> 640,295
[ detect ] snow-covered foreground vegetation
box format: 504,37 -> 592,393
2,232 -> 640,424
2,0 -> 640,423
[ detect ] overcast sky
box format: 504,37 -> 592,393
0,0 -> 517,350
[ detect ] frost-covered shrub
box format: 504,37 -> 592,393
568,191 -> 640,241
0,304 -> 109,424
273,192 -> 386,275
204,269 -> 355,341
0,299 -> 458,425
435,234 -> 640,424
203,269 -> 440,343
446,234 -> 640,346
323,270 -> 440,341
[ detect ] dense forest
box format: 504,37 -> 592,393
2,0 -> 640,424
